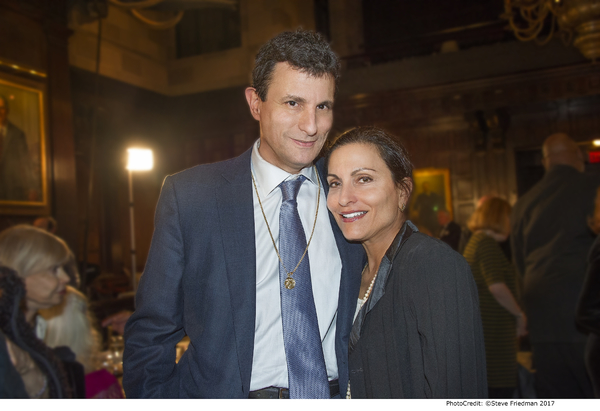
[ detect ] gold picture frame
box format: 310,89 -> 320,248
0,72 -> 49,215
408,168 -> 452,236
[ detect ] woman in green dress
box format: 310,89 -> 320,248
463,197 -> 527,398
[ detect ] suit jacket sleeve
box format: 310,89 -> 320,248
123,176 -> 186,398
576,235 -> 600,335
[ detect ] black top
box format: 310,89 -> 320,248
0,329 -> 28,398
348,221 -> 487,398
576,234 -> 600,336
511,165 -> 600,343
439,220 -> 462,251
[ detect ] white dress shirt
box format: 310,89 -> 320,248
249,139 -> 342,391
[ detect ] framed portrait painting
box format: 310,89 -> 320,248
0,72 -> 49,215
408,168 -> 452,236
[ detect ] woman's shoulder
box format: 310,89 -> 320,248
466,231 -> 498,252
405,230 -> 459,252
470,230 -> 492,243
392,232 -> 474,294
400,231 -> 468,268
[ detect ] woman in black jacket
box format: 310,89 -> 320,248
325,126 -> 487,398
0,265 -> 72,398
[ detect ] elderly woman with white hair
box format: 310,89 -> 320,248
0,225 -> 78,398
0,225 -> 72,331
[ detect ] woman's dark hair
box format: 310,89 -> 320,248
325,126 -> 414,196
252,29 -> 340,101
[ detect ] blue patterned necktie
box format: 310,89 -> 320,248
279,176 -> 329,399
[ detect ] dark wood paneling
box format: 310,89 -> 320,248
46,23 -> 78,251
0,0 -> 78,253
335,63 -> 600,223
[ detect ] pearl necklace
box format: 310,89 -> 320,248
347,264 -> 378,399
361,265 -> 378,303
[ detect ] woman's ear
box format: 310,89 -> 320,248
245,87 -> 262,121
398,177 -> 413,207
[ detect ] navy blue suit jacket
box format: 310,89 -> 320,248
122,147 -> 364,398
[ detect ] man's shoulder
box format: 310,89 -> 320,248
515,167 -> 598,207
166,148 -> 252,186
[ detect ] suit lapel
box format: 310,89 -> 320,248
216,147 -> 256,394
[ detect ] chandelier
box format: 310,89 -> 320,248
108,0 -> 237,29
503,0 -> 600,61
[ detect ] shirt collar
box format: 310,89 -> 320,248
250,139 -> 319,198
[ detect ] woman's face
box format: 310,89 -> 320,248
327,142 -> 407,247
24,265 -> 69,313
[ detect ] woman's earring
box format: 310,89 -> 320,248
400,203 -> 406,212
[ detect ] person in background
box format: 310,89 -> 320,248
576,185 -> 600,397
437,208 -> 461,251
463,197 -> 526,398
511,133 -> 596,398
326,126 -> 487,398
41,286 -> 123,398
123,30 -> 364,398
0,225 -> 84,397
101,310 -> 132,336
459,197 -> 511,260
0,265 -> 72,398
412,181 -> 443,235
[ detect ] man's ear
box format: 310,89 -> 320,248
245,87 -> 261,121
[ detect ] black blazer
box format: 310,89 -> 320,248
349,222 -> 487,398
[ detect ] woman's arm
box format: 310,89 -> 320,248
488,282 -> 528,337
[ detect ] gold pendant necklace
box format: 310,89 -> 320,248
251,166 -> 320,290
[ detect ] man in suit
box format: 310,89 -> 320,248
511,133 -> 596,398
123,30 -> 364,399
0,95 -> 36,201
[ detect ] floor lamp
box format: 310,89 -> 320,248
126,148 -> 153,295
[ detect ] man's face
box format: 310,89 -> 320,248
245,62 -> 335,174
437,210 -> 450,226
0,98 -> 7,125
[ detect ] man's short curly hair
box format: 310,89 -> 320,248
252,30 -> 340,101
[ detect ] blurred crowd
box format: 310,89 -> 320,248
431,133 -> 599,399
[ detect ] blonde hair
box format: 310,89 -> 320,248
0,225 -> 74,279
467,197 -> 512,235
40,286 -> 102,374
